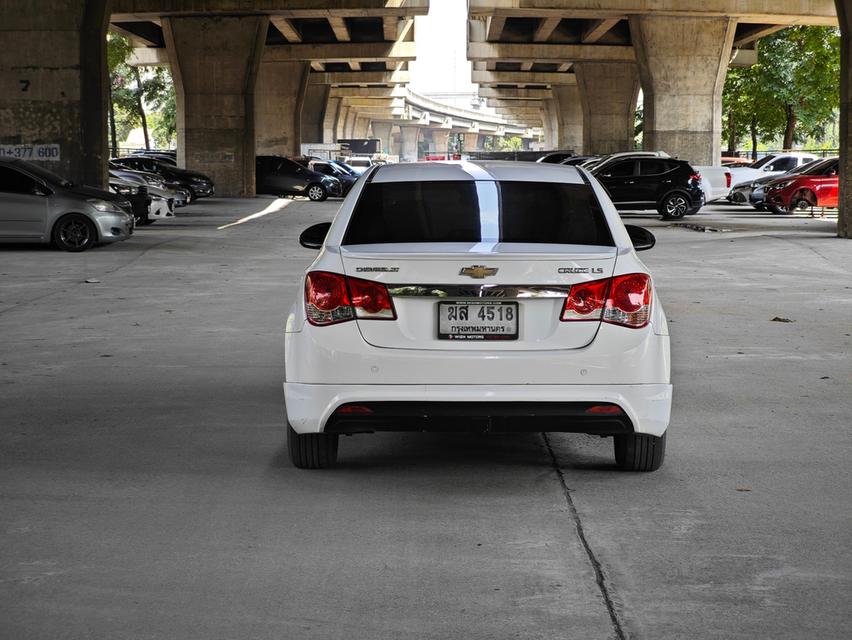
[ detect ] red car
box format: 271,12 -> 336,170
765,157 -> 839,214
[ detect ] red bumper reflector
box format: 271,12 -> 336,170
585,405 -> 623,415
336,405 -> 373,415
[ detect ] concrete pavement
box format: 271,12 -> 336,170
1,197 -> 850,639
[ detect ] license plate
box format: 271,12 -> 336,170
438,301 -> 518,341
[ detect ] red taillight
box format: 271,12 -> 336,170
348,276 -> 396,320
725,171 -> 732,188
561,278 -> 610,321
561,273 -> 652,329
305,271 -> 353,326
691,173 -> 702,183
305,272 -> 395,326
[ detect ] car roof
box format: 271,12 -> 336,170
370,160 -> 586,184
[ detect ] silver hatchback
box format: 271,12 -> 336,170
0,158 -> 134,252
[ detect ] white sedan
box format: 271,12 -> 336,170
284,161 -> 672,471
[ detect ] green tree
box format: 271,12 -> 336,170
757,26 -> 840,149
107,34 -> 177,153
498,136 -> 523,151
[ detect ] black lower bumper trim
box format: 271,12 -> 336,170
324,401 -> 633,435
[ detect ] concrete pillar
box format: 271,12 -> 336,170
164,15 -> 267,197
371,121 -> 393,153
837,0 -> 851,238
323,96 -> 342,143
542,100 -> 558,149
255,60 -> 310,156
575,63 -> 639,156
336,105 -> 350,141
0,1 -> 109,187
552,85 -> 583,154
399,125 -> 420,162
342,108 -> 358,139
301,84 -> 330,145
630,15 -> 737,166
353,116 -> 370,139
463,133 -> 480,153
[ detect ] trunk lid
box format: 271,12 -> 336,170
340,243 -> 617,351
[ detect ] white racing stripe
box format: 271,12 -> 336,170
218,198 -> 291,230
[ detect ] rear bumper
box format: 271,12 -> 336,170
284,383 -> 672,437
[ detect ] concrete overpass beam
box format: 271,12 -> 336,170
630,15 -> 737,166
837,0 -> 851,238
574,62 -> 639,155
552,84 -> 583,154
164,15 -> 267,196
399,125 -> 420,162
255,60 -> 310,156
0,0 -> 110,187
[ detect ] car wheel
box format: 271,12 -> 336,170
790,190 -> 816,212
287,423 -> 338,469
307,183 -> 328,202
613,431 -> 666,472
52,214 -> 97,252
769,204 -> 789,215
659,193 -> 690,220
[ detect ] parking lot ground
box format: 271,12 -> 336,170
1,197 -> 850,639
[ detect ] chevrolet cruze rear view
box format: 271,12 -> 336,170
284,162 -> 671,471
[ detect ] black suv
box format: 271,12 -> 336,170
591,156 -> 704,219
256,156 -> 342,201
111,156 -> 215,200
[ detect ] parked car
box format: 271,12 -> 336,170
726,152 -> 818,194
307,160 -> 358,195
109,167 -> 189,208
109,175 -> 151,225
692,165 -> 732,204
285,161 -> 670,471
764,157 -> 839,214
256,156 -> 342,201
131,150 -> 178,165
342,156 -> 376,175
0,158 -> 133,251
111,156 -> 215,199
559,155 -> 601,166
590,155 -> 704,219
536,151 -> 575,164
728,158 -> 824,210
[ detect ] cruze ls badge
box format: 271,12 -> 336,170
558,267 -> 604,274
459,265 -> 499,279
356,266 -> 399,273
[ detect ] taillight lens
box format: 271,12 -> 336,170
691,173 -> 702,183
561,273 -> 652,329
304,271 -> 395,326
725,172 -> 732,188
604,273 -> 652,328
305,271 -> 354,326
348,276 -> 396,320
561,278 -> 610,321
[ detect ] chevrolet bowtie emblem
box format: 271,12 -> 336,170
459,265 -> 498,279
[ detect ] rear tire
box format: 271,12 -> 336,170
287,423 -> 338,469
659,192 -> 690,220
614,431 -> 666,472
307,183 -> 328,202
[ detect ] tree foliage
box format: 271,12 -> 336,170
723,26 -> 840,153
107,33 -> 176,151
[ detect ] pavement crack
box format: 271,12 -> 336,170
542,433 -> 627,640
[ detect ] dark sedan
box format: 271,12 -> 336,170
111,156 -> 215,200
256,156 -> 342,201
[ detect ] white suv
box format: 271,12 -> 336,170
284,162 -> 672,471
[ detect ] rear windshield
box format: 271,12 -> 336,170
342,180 -> 613,246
